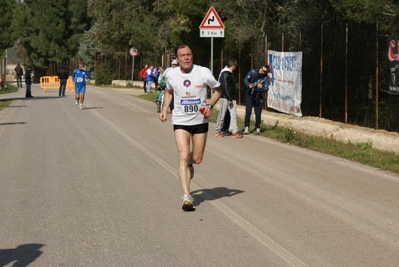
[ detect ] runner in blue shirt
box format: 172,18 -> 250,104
72,62 -> 91,110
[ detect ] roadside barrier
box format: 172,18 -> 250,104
39,76 -> 74,93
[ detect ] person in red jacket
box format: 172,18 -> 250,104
139,65 -> 148,93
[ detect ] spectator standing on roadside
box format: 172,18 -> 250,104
139,64 -> 148,93
243,65 -> 270,134
57,63 -> 69,97
145,66 -> 154,93
221,111 -> 231,135
15,63 -> 23,88
159,44 -> 221,211
215,58 -> 242,138
25,67 -> 33,98
152,66 -> 159,89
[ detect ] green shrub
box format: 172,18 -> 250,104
94,62 -> 114,86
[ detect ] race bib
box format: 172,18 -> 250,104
76,77 -> 83,82
180,98 -> 201,114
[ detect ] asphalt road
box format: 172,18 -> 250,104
1,84 -> 399,267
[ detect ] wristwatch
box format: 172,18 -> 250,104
207,104 -> 213,110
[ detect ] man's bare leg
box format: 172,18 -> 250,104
80,94 -> 85,104
174,129 -> 192,196
174,130 -> 207,210
191,132 -> 207,164
79,93 -> 85,109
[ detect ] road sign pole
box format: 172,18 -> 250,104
132,57 -> 134,85
211,37 -> 213,97
129,47 -> 138,84
133,56 -> 135,82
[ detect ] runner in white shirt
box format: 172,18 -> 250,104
159,44 -> 221,211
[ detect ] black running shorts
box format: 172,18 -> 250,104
173,123 -> 209,134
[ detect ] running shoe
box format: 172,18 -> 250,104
79,104 -> 83,110
232,132 -> 243,138
189,164 -> 194,179
75,99 -> 79,105
221,130 -> 232,136
215,131 -> 224,138
181,194 -> 195,211
255,128 -> 261,134
244,126 -> 249,135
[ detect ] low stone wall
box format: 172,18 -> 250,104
112,80 -> 154,88
266,113 -> 399,154
217,102 -> 399,154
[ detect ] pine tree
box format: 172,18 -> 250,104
18,0 -> 91,74
0,0 -> 19,56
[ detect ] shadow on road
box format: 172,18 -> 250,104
0,96 -> 60,101
191,187 -> 244,207
82,107 -> 103,110
0,122 -> 26,126
0,243 -> 44,267
0,105 -> 28,108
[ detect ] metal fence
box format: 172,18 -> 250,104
13,19 -> 396,132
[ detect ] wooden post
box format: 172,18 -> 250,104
319,24 -> 323,118
375,20 -> 379,129
344,22 -> 348,124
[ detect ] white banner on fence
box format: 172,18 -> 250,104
267,50 -> 303,117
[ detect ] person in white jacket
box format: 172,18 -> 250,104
215,58 -> 242,138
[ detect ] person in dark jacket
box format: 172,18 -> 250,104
215,58 -> 242,138
15,63 -> 23,88
221,111 -> 231,135
25,67 -> 33,98
152,66 -> 159,90
57,63 -> 69,97
243,65 -> 270,134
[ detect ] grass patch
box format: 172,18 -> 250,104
261,124 -> 399,174
0,84 -> 18,95
138,92 -> 399,174
138,92 -> 156,102
0,100 -> 11,111
0,84 -> 18,111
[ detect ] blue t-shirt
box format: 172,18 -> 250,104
72,68 -> 91,88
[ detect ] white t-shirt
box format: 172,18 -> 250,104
160,67 -> 173,83
161,67 -> 173,77
165,64 -> 220,125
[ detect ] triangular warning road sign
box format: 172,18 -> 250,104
199,6 -> 225,29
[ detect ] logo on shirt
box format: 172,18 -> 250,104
182,92 -> 197,99
181,99 -> 201,105
183,80 -> 191,87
